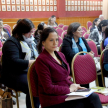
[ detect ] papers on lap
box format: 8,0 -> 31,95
91,86 -> 108,96
65,89 -> 94,101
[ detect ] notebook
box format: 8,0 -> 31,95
65,89 -> 94,101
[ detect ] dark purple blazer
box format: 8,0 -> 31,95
35,49 -> 73,107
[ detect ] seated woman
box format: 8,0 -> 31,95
89,20 -> 108,54
34,22 -> 47,44
48,17 -> 57,27
35,27 -> 102,108
61,22 -> 93,75
1,19 -> 39,108
90,18 -> 101,32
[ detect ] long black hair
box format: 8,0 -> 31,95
65,22 -> 80,37
92,18 -> 99,28
37,27 -> 58,54
12,19 -> 34,41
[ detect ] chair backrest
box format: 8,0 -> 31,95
58,36 -> 63,47
86,39 -> 99,57
58,24 -> 64,28
81,26 -> 87,32
62,25 -> 68,31
3,24 -> 11,34
27,61 -> 38,108
83,33 -> 89,39
13,24 -> 16,29
3,24 -> 11,31
100,48 -> 108,87
82,30 -> 86,37
53,26 -> 58,29
87,21 -> 92,30
61,31 -> 67,39
89,26 -> 92,31
71,52 -> 98,85
56,28 -> 63,37
100,41 -> 104,53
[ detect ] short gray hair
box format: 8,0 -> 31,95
99,14 -> 104,18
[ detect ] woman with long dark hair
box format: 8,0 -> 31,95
90,18 -> 101,32
1,19 -> 40,108
35,27 -> 102,108
61,22 -> 94,88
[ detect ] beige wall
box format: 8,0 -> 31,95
103,0 -> 108,19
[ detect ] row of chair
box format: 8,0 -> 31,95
71,51 -> 108,107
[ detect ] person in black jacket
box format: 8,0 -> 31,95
1,19 -> 40,108
61,22 -> 94,88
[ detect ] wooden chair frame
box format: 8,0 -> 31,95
27,61 -> 35,108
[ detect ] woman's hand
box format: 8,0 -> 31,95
29,60 -> 35,67
89,51 -> 94,58
69,84 -> 86,92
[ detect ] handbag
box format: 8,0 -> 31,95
0,89 -> 13,108
93,57 -> 101,72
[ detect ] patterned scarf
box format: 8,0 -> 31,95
72,37 -> 87,55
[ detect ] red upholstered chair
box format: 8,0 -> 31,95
53,26 -> 58,29
100,49 -> 108,87
86,39 -> 99,57
71,51 -> 108,106
83,33 -> 89,39
56,28 -> 64,37
62,25 -> 68,31
81,26 -> 87,32
61,31 -> 67,39
58,24 -> 64,28
3,24 -> 11,35
89,26 -> 92,31
13,24 -> 17,29
87,21 -> 93,30
82,30 -> 86,37
27,61 -> 39,108
58,36 -> 63,47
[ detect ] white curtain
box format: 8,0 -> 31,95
103,0 -> 108,19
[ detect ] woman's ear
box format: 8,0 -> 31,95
42,41 -> 45,47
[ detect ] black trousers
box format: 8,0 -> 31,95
44,93 -> 102,108
1,73 -> 40,108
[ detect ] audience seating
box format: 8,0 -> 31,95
3,24 -> 11,35
71,51 -> 108,107
87,21 -> 92,30
100,41 -> 104,53
53,26 -> 58,29
0,55 -> 21,108
13,24 -> 17,29
58,36 -> 63,47
89,26 -> 92,32
82,30 -> 86,37
27,61 -> 39,108
58,24 -> 64,28
61,31 -> 67,39
100,48 -> 108,87
81,26 -> 87,32
83,33 -> 89,39
86,39 -> 99,57
62,25 -> 68,31
56,28 -> 64,37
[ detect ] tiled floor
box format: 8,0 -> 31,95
13,78 -> 108,108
